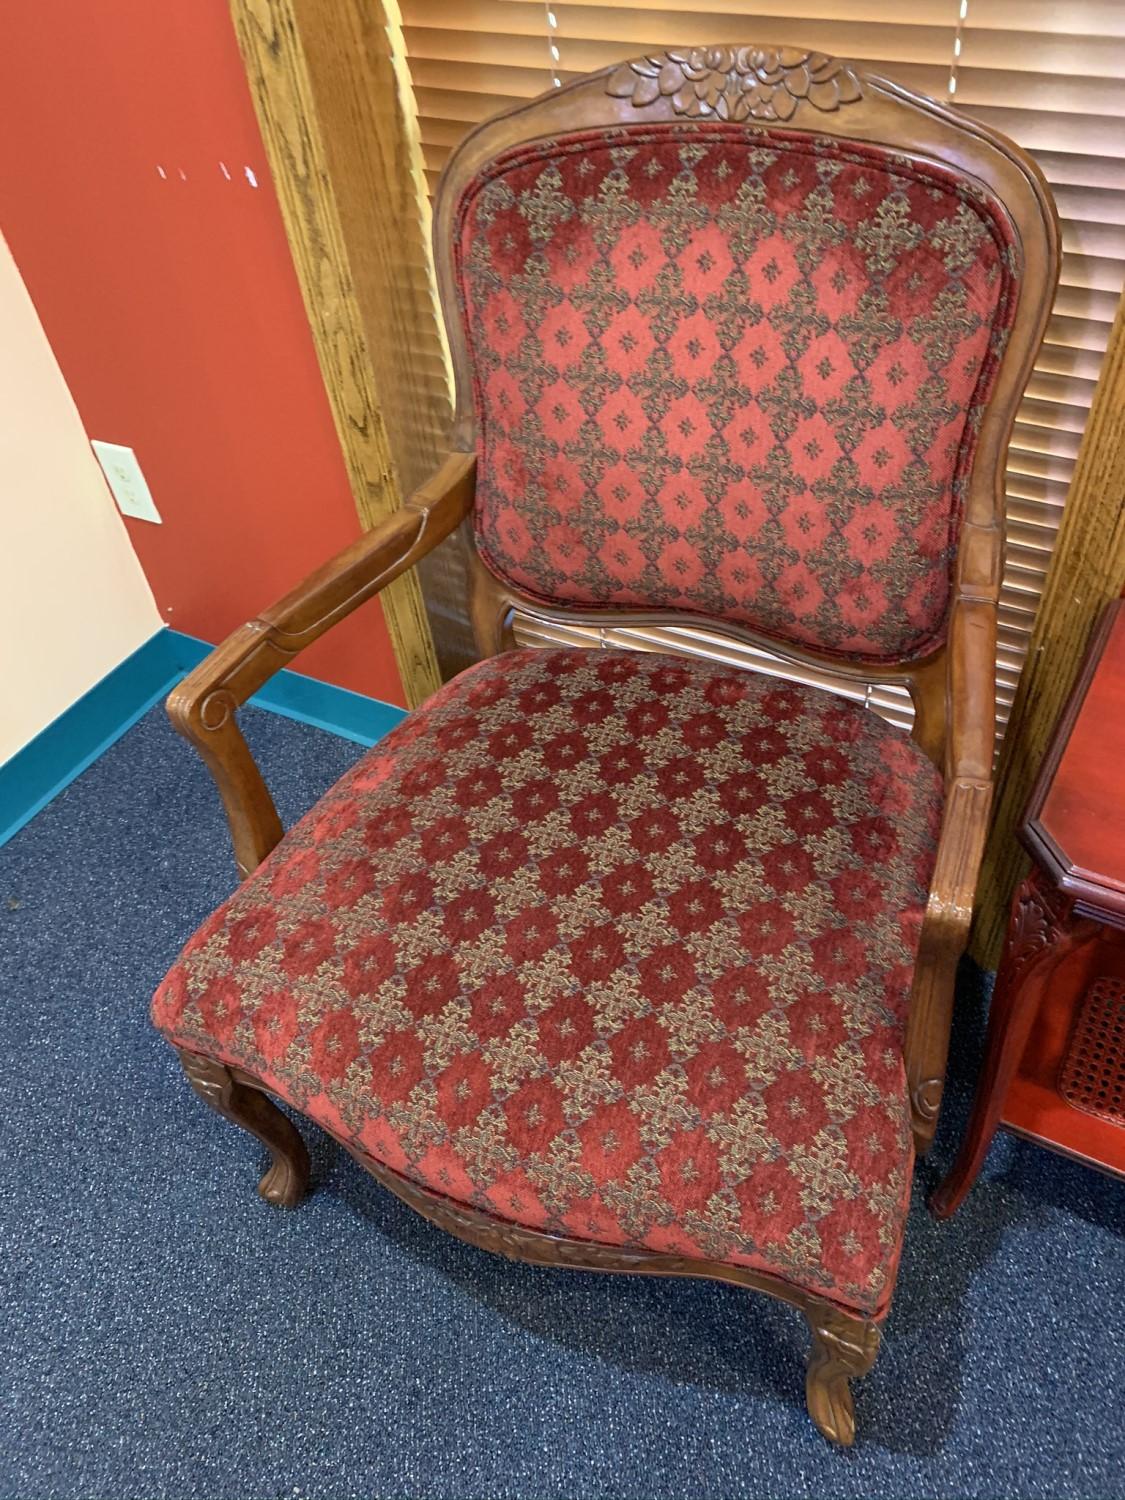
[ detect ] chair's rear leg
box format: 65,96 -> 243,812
177,1048 -> 310,1208
804,1300 -> 881,1446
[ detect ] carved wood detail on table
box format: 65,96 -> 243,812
1004,872 -> 1075,990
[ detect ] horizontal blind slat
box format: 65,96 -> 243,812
551,6 -> 959,66
1004,448 -> 1076,485
1010,420 -> 1084,458
955,68 -> 1125,116
414,87 -> 519,125
960,104 -> 1125,155
955,34 -> 1125,79
963,0 -> 1125,34
545,0 -> 959,18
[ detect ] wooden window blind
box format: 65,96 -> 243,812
396,0 -> 1124,739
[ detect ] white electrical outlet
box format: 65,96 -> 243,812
91,440 -> 162,524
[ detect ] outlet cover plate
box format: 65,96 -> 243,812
91,440 -> 162,524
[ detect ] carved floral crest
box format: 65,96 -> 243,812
606,47 -> 862,123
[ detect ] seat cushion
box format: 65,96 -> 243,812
153,648 -> 943,1317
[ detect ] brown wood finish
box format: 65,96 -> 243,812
973,284 -> 1125,966
167,49 -> 1059,1444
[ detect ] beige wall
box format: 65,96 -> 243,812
0,234 -> 160,762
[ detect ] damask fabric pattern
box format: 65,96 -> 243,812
154,649 -> 944,1317
455,125 -> 1019,663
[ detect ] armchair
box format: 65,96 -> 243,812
152,48 -> 1057,1445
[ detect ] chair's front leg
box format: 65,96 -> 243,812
804,1300 -> 881,1446
178,1050 -> 310,1208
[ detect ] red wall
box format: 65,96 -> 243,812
0,2 -> 404,705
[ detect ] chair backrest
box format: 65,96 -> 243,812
434,48 -> 1057,754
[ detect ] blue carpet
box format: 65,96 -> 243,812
1,704 -> 1122,1499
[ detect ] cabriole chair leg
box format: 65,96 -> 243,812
804,1301 -> 881,1446
177,1049 -> 310,1208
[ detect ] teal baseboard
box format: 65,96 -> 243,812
0,627 -> 407,849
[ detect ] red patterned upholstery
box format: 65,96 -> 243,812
454,125 -> 1018,663
153,649 -> 943,1317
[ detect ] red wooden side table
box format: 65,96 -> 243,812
931,600 -> 1125,1218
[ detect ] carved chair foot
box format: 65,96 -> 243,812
177,1049 -> 310,1208
804,1302 -> 881,1446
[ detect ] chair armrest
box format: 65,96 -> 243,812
903,776 -> 993,1147
923,592 -> 997,951
168,452 -> 475,877
902,586 -> 998,1146
923,778 -> 994,948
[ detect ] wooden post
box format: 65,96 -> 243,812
230,0 -> 452,707
972,284 -> 1125,965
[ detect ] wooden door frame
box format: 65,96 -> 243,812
230,0 -> 451,708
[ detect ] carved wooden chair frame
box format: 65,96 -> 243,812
166,49 -> 1058,1445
